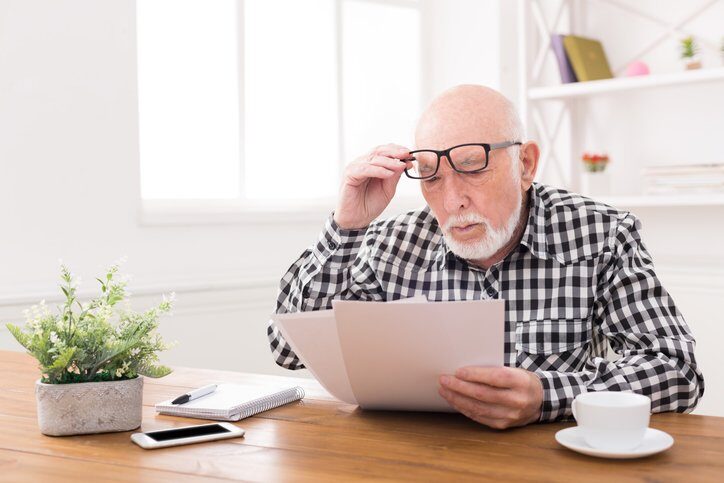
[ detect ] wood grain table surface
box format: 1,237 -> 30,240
1,350 -> 722,482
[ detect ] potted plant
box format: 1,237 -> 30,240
5,261 -> 175,436
680,36 -> 701,70
580,152 -> 611,196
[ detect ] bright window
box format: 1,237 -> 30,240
137,0 -> 241,199
137,0 -> 423,203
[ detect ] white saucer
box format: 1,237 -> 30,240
555,427 -> 674,459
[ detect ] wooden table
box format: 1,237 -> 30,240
1,350 -> 722,482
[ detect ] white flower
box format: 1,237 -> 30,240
49,332 -> 59,344
115,367 -> 125,378
38,299 -> 51,317
130,348 -> 141,357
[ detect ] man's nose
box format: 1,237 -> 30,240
441,168 -> 471,213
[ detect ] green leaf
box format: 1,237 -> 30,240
48,347 -> 76,373
5,323 -> 31,350
137,364 -> 172,378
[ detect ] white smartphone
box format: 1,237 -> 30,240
131,422 -> 245,449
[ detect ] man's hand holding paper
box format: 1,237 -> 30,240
439,366 -> 544,429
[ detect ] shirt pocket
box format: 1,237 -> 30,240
515,318 -> 592,371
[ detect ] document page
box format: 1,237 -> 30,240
332,299 -> 505,411
271,310 -> 357,404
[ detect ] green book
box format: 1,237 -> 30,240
562,35 -> 613,81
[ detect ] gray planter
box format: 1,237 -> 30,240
35,376 -> 143,436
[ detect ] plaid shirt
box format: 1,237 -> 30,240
269,182 -> 704,421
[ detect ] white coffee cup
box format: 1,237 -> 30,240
571,391 -> 651,451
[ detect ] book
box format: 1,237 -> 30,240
155,383 -> 305,421
551,34 -> 578,83
562,35 -> 613,81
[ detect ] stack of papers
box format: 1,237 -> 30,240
270,298 -> 504,412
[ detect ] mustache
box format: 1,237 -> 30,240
443,213 -> 490,231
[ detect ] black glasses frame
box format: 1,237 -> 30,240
404,141 -> 522,179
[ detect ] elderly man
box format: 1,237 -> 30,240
267,85 -> 704,429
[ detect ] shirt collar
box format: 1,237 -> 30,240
518,183 -> 555,262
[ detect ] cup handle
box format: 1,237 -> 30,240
571,399 -> 578,421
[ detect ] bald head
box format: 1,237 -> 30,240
415,85 -> 524,149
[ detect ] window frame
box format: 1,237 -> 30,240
137,0 -> 427,226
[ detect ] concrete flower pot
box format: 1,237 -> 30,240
35,376 -> 143,436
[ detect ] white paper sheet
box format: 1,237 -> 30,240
332,299 -> 505,411
271,310 -> 357,404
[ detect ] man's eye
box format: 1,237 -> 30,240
423,176 -> 440,183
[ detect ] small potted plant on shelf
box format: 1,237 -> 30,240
5,260 -> 175,436
680,36 -> 701,70
581,152 -> 610,196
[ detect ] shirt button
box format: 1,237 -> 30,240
486,288 -> 496,297
328,241 -> 338,250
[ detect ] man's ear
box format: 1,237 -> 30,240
518,141 -> 540,190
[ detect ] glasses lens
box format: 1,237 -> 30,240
407,151 -> 439,179
449,145 -> 488,172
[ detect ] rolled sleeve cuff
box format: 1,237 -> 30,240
536,370 -> 587,422
311,213 -> 369,268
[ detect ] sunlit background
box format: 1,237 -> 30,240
1,0 -> 723,416
137,0 -> 423,202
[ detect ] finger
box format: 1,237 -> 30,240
454,366 -> 524,390
348,163 -> 397,182
368,155 -> 409,172
451,403 -> 514,431
371,144 -> 412,160
438,387 -> 515,426
439,375 -> 523,408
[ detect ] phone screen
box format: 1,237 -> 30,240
146,424 -> 231,442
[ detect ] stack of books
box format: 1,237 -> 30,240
551,34 -> 613,83
642,164 -> 724,195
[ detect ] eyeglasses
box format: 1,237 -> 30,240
404,141 -> 522,180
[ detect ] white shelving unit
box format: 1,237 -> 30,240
517,0 -> 724,208
529,67 -> 724,101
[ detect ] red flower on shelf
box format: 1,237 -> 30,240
581,152 -> 609,173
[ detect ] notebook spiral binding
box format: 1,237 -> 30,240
235,386 -> 306,420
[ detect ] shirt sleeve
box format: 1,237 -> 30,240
535,213 -> 705,422
267,213 -> 386,370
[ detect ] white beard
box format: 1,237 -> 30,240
441,195 -> 523,262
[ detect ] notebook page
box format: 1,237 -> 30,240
155,383 -> 300,418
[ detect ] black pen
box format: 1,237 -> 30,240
171,384 -> 218,405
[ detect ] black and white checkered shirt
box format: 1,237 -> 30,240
268,182 -> 704,421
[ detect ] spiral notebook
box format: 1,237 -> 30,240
155,384 -> 305,421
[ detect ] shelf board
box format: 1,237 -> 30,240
595,193 -> 724,208
528,67 -> 724,101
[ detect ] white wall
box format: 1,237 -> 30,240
0,0 -> 503,378
0,0 -> 320,378
2,0 -> 720,416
